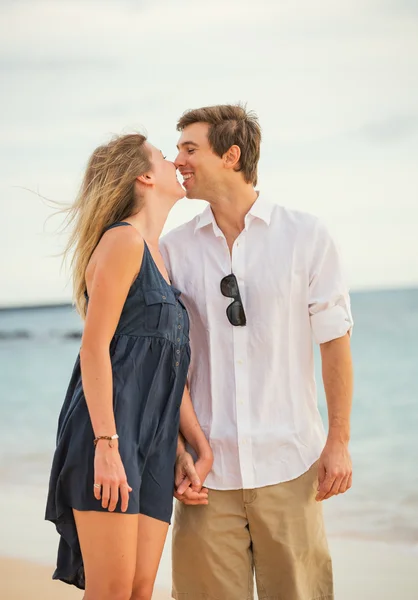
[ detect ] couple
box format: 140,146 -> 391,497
45,104 -> 354,600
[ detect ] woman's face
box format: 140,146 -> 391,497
146,143 -> 185,202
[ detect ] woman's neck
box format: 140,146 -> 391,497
128,197 -> 172,245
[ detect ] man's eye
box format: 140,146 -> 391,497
187,149 -> 195,154
163,155 -> 167,159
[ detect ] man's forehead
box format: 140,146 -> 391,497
177,122 -> 209,147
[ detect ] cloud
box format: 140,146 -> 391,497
382,0 -> 418,16
1,0 -> 418,303
359,114 -> 418,143
0,57 -> 118,73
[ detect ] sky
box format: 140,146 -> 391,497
1,0 -> 417,306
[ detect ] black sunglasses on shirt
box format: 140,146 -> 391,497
220,274 -> 247,327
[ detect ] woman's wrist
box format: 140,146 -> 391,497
176,434 -> 186,457
94,437 -> 119,451
93,433 -> 118,448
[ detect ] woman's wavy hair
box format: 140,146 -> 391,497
62,133 -> 151,318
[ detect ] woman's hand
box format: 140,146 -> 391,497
93,440 -> 132,512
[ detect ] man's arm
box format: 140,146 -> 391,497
316,332 -> 353,501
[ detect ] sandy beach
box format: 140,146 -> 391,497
0,557 -> 169,599
1,486 -> 418,598
2,537 -> 418,600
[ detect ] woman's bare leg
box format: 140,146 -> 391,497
130,513 -> 169,600
73,509 -> 138,600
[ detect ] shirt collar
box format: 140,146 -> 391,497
194,204 -> 214,232
245,193 -> 274,226
194,193 -> 274,234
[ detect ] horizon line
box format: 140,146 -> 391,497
0,283 -> 417,312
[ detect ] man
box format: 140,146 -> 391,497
160,104 -> 353,600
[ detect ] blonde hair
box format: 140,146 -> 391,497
63,133 -> 151,318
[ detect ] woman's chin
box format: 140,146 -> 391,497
175,184 -> 186,200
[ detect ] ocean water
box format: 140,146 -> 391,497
0,288 -> 417,552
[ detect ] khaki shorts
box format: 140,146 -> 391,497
172,462 -> 333,600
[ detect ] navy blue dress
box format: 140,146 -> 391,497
45,222 -> 191,589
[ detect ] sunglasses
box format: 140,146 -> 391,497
220,274 -> 247,326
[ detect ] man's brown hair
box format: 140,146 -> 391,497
177,104 -> 261,186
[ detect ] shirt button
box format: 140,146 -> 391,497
176,349 -> 180,355
178,325 -> 181,329
175,361 -> 179,366
177,338 -> 180,343
162,295 -> 166,300
237,359 -> 243,365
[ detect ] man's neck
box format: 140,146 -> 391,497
209,185 -> 258,237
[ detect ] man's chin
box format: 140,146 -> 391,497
185,189 -> 199,200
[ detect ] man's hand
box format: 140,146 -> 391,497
174,451 -> 213,505
316,439 -> 352,501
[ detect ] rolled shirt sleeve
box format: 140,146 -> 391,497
308,221 -> 353,344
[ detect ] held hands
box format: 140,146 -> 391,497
174,451 -> 213,505
93,440 -> 132,512
316,438 -> 352,501
174,442 -> 352,504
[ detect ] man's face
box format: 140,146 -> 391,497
175,122 -> 224,200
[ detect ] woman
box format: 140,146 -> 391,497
45,133 -> 213,600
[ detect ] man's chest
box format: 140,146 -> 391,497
171,233 -> 309,326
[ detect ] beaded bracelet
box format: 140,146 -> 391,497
94,434 -> 119,448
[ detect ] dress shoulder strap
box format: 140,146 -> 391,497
103,222 -> 132,233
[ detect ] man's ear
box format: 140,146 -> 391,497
223,145 -> 241,170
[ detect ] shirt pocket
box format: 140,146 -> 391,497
144,288 -> 176,331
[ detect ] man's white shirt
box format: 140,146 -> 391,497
160,195 -> 353,490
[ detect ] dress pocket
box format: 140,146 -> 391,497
144,288 -> 176,331
177,297 -> 190,341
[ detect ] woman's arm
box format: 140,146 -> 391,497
80,226 -> 144,512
